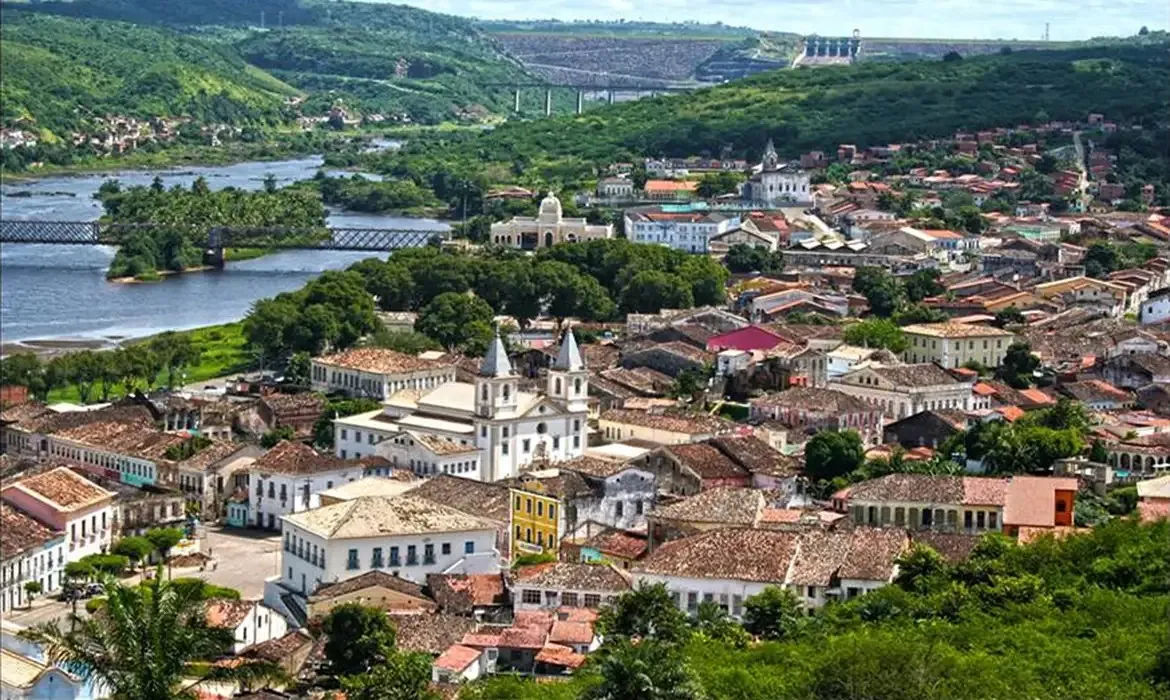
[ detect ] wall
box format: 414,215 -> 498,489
250,467 -> 364,530
1,539 -> 64,614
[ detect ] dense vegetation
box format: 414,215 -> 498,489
242,240 -> 728,361
96,176 -> 326,278
0,11 -> 298,139
347,44 -> 1169,205
471,519 -> 1170,700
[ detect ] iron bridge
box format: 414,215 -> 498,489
0,220 -> 439,254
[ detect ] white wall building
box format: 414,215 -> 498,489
0,504 -> 65,614
490,193 -> 613,250
741,140 -> 811,206
333,329 -> 591,482
1140,288 -> 1170,325
830,363 -> 975,420
1,619 -> 89,700
277,495 -> 500,596
624,209 -> 741,254
1,467 -> 115,565
376,430 -> 482,480
205,599 -> 289,655
310,348 -> 455,401
247,441 -> 369,531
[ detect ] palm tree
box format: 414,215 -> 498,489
21,573 -> 286,700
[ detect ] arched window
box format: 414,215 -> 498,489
555,378 -> 562,395
503,384 -> 510,400
481,385 -> 488,401
574,378 -> 582,394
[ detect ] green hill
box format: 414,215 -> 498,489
12,0 -> 533,123
387,43 -> 1169,168
0,11 -> 299,137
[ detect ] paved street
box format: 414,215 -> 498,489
182,526 -> 283,599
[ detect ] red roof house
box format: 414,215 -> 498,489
706,325 -> 787,353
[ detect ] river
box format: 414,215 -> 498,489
0,152 -> 448,346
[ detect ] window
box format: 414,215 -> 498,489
964,511 -> 973,529
807,586 -> 816,598
562,592 -> 579,607
368,434 -> 375,445
976,511 -> 986,529
847,587 -> 861,599
515,525 -> 522,539
1056,500 -> 1067,513
526,498 -> 533,514
347,549 -> 359,570
615,501 -> 624,518
442,543 -> 451,555
502,443 -> 509,455
732,594 -> 744,616
537,531 -> 544,546
523,439 -> 531,453
341,450 -> 347,459
537,501 -> 543,517
584,594 -> 602,608
549,504 -> 556,520
686,592 -> 698,612
424,544 -> 435,565
340,429 -> 348,440
502,427 -> 509,438
389,546 -> 400,567
372,547 -> 384,568
552,436 -> 560,450
522,589 -> 542,604
406,545 -> 418,566
988,511 -> 998,529
268,483 -> 275,498
573,419 -> 580,432
354,431 -> 362,443
481,426 -> 488,438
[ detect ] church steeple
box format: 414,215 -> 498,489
548,327 -> 588,412
476,326 -> 517,418
762,138 -> 780,171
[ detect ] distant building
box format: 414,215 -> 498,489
624,208 -> 739,254
741,140 -> 812,206
901,322 -> 1016,368
489,193 -> 612,249
310,348 -> 455,401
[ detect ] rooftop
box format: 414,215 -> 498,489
753,387 -> 875,415
663,443 -> 749,481
3,466 -> 113,511
426,573 -> 507,613
651,487 -> 764,526
866,363 -> 962,388
513,562 -> 631,593
0,502 -> 61,561
841,474 -> 1010,506
314,347 -> 451,375
251,441 -> 346,476
393,614 -> 478,655
710,435 -> 800,478
410,475 -> 512,524
599,408 -> 733,436
318,476 -> 418,502
309,570 -> 433,604
282,495 -> 496,540
205,599 -> 255,629
901,322 -> 1015,339
634,528 -> 800,583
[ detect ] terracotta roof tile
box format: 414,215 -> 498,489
535,644 -> 587,669
315,348 -> 452,375
393,614 -> 478,655
910,532 -> 982,563
579,529 -> 648,561
710,435 -> 800,477
549,621 -> 594,646
434,644 -> 482,672
309,570 -> 433,605
664,443 -> 749,481
651,487 -> 764,526
426,574 -> 507,613
411,475 -> 512,524
513,563 -> 631,593
599,409 -> 735,436
205,599 -> 254,629
635,529 -> 800,583
751,387 -> 875,415
4,466 -> 113,510
0,502 -> 61,560
252,441 -> 345,476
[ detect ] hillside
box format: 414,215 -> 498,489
387,44 -> 1169,168
10,0 -> 534,124
0,11 -> 299,137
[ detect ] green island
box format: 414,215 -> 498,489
95,176 -> 327,279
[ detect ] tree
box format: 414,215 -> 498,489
322,603 -> 398,676
24,581 -> 42,607
691,600 -> 750,648
742,585 -> 804,640
843,319 -> 907,353
596,582 -> 690,645
261,426 -> 295,448
942,50 -> 963,62
993,306 -> 1026,328
285,351 -> 311,385
68,351 -> 104,404
340,650 -> 437,700
415,292 -> 494,351
997,341 -> 1040,389
670,368 -> 708,400
695,171 -> 742,199
894,544 -> 947,593
851,266 -> 903,317
112,537 -> 156,573
678,256 -> 729,306
369,330 -> 441,355
619,270 -> 693,314
584,639 -> 703,700
1083,241 -> 1120,279
1089,439 -> 1110,463
0,352 -> 42,389
21,575 -> 286,700
149,332 -> 200,389
804,430 -> 865,481
903,269 -> 944,303
145,527 -> 184,580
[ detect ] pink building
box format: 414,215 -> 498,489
706,325 -> 788,354
1,467 -> 116,562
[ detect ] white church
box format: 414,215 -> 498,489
742,139 -> 812,206
333,329 -> 590,482
489,192 -> 613,250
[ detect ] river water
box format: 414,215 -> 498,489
0,153 -> 448,345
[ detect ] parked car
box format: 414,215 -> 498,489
85,582 -> 105,596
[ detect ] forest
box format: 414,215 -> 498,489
350,43 -> 1170,205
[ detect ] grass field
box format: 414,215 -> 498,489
46,322 -> 253,403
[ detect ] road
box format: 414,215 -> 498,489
1072,130 -> 1091,211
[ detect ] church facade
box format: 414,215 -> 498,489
489,193 -> 613,249
335,329 -> 591,482
742,139 -> 812,207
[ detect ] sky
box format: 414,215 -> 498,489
389,0 -> 1168,41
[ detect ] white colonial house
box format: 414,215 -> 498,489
741,140 -> 812,206
490,193 -> 613,250
310,348 -> 455,401
1,619 -> 90,700
1140,288 -> 1170,325
247,442 -> 369,531
375,431 -> 483,480
204,599 -> 289,655
1,467 -> 115,565
632,527 -> 907,615
624,208 -> 741,254
333,329 -> 590,482
276,495 -> 500,597
0,503 -> 65,614
829,363 -> 975,420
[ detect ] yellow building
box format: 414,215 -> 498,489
902,322 -> 1016,369
510,481 -> 562,558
